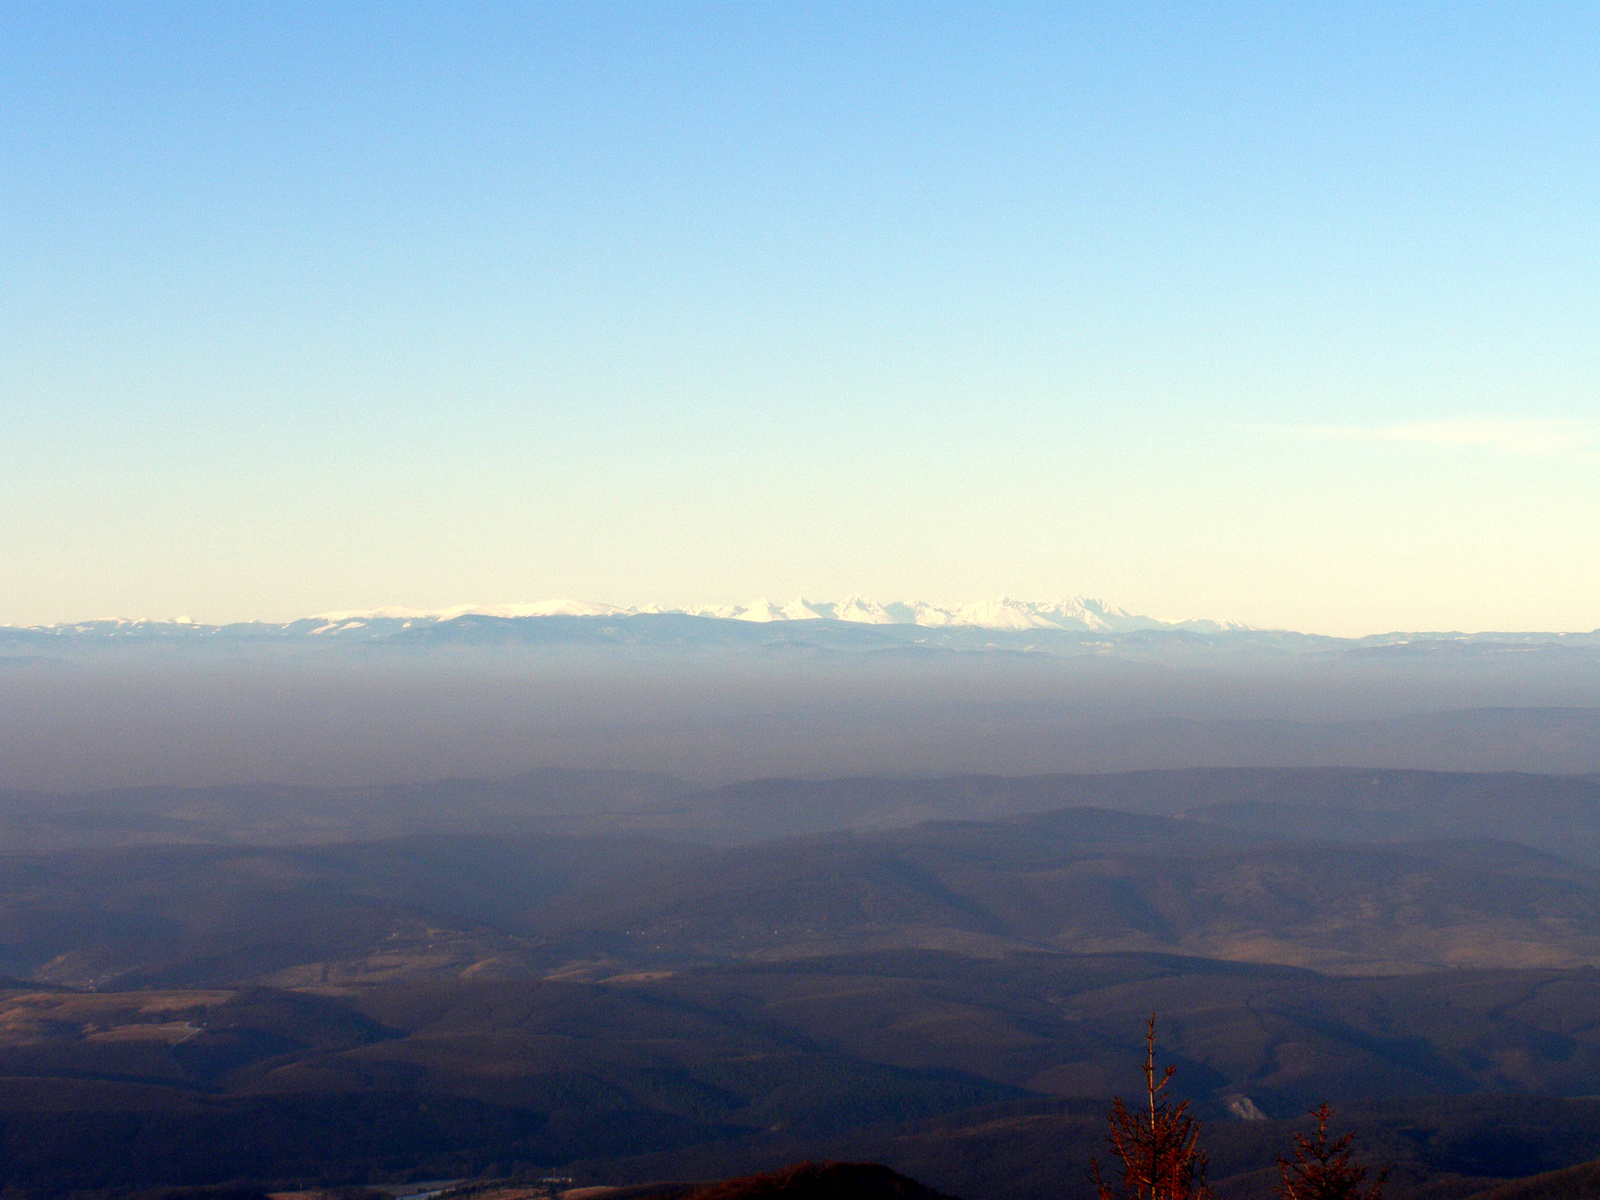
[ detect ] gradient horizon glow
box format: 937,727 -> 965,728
4,3 -> 1597,636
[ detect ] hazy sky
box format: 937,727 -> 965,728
4,3 -> 1597,635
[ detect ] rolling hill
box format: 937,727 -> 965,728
3,767 -> 1600,855
1,768 -> 1600,1195
8,954 -> 1600,1196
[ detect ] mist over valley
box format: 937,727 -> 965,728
6,609 -> 1600,1200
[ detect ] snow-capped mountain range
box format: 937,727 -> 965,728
9,604 -> 1599,653
310,596 -> 1243,634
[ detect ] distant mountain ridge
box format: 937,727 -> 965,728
14,595 -> 1241,636
4,602 -> 1599,653
678,596 -> 1241,633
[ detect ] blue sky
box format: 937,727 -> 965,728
3,3 -> 1597,634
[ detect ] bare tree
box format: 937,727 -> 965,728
1094,1016 -> 1211,1200
1277,1104 -> 1389,1200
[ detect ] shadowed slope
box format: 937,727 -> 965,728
684,1162 -> 962,1200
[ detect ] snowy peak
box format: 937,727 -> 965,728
25,597 -> 1238,637
308,596 -> 1235,633
694,596 -> 1197,632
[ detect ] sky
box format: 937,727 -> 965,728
2,2 -> 1597,636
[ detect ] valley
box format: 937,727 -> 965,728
2,768 -> 1600,1197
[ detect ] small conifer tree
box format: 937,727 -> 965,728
1094,1016 -> 1211,1200
1276,1104 -> 1389,1200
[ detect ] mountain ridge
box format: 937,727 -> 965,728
7,604 -> 1599,648
5,596 -> 1241,636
